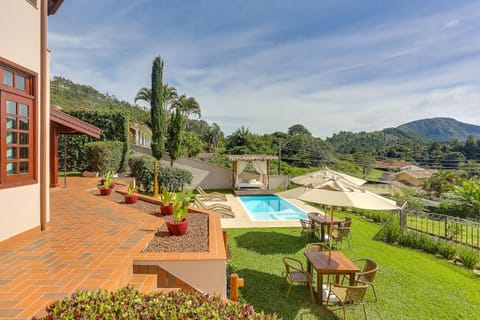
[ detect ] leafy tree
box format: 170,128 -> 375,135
166,108 -> 183,166
182,132 -> 204,157
288,124 -> 311,136
150,56 -> 166,160
441,178 -> 480,219
172,94 -> 201,130
207,122 -> 223,152
423,171 -> 460,196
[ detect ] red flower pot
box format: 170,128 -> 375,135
160,204 -> 174,215
167,218 -> 188,236
99,187 -> 112,195
124,194 -> 138,204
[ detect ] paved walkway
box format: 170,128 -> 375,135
0,177 -> 163,319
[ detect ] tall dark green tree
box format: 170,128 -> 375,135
166,108 -> 184,166
150,56 -> 166,160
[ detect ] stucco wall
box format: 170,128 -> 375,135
0,0 -> 43,242
138,260 -> 227,297
173,157 -> 232,189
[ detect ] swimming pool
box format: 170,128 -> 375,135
239,195 -> 308,221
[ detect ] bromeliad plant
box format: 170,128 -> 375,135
167,191 -> 193,236
32,286 -> 276,319
160,186 -> 175,215
124,179 -> 138,204
98,170 -> 115,195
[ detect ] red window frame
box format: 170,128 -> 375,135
0,57 -> 37,189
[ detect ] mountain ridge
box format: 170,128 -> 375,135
396,117 -> 480,141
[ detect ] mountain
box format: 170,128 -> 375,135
397,117 -> 480,141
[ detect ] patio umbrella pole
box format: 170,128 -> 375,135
329,205 -> 335,261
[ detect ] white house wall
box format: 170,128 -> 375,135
0,0 -> 47,242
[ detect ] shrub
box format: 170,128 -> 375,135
32,287 -> 276,320
127,155 -> 193,192
437,240 -> 457,260
85,141 -> 124,175
398,231 -> 418,248
128,155 -> 156,192
58,109 -> 130,172
377,219 -> 402,244
158,165 -> 193,192
418,234 -> 439,254
458,246 -> 480,270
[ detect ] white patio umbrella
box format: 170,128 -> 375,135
291,167 -> 366,187
299,177 -> 398,260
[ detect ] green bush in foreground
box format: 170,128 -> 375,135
458,246 -> 480,270
33,287 -> 276,320
437,240 -> 457,260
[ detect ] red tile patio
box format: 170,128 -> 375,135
0,177 -> 172,319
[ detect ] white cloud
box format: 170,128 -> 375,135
48,0 -> 480,137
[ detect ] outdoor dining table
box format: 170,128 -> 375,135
304,250 -> 360,304
309,214 -> 344,242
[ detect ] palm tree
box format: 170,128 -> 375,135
208,123 -> 222,152
163,85 -> 178,111
134,87 -> 151,105
171,94 -> 201,130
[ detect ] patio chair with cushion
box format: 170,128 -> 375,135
193,198 -> 235,217
282,256 -> 314,303
326,280 -> 369,320
300,219 -> 316,242
196,186 -> 227,201
332,226 -> 352,249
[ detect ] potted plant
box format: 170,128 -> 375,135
98,172 -> 113,196
124,180 -> 138,204
167,192 -> 192,236
99,170 -> 115,188
160,186 -> 175,215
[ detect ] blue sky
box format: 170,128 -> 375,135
48,0 -> 480,137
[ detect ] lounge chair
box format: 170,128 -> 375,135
193,198 -> 235,217
196,186 -> 227,201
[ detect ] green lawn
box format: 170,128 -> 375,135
226,213 -> 480,320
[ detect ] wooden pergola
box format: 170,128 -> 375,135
228,154 -> 278,190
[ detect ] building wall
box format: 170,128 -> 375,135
0,0 -> 46,242
395,173 -> 420,186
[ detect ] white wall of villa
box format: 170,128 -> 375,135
129,122 -> 152,148
0,0 -> 50,242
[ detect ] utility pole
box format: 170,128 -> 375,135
278,141 -> 282,175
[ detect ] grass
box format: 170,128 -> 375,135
226,213 -> 480,319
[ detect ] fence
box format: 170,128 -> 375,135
399,209 -> 480,250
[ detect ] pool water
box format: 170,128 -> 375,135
239,195 -> 308,221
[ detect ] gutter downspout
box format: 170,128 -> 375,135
40,0 -> 48,231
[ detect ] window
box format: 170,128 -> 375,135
0,58 -> 37,188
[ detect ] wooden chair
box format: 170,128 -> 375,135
196,186 -> 227,201
327,280 -> 369,320
351,258 -> 378,302
332,226 -> 352,249
282,256 -> 314,303
300,219 -> 316,242
306,242 -> 331,252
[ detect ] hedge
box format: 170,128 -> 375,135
32,287 -> 276,320
128,154 -> 193,192
84,141 -> 124,175
58,109 -> 130,172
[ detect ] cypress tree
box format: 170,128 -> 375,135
150,56 -> 166,160
166,108 -> 184,166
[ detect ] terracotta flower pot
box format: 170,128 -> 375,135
160,204 -> 174,215
99,187 -> 112,196
124,194 -> 138,204
167,218 -> 188,236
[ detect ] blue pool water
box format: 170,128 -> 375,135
239,195 -> 308,221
